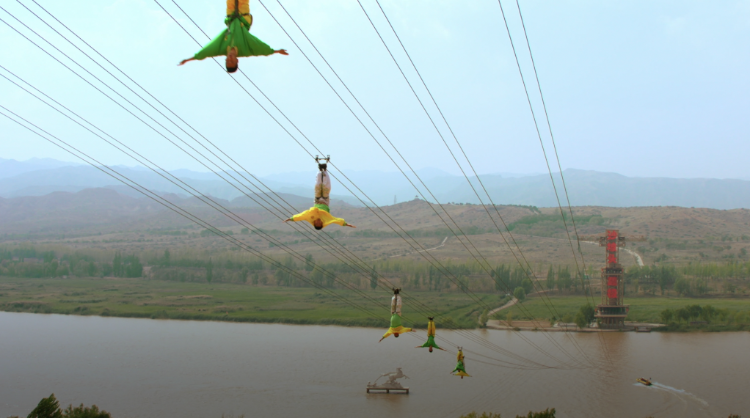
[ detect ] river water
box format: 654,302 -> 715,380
1,312 -> 748,418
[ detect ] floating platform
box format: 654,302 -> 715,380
366,387 -> 409,394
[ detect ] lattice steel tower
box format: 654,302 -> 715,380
581,229 -> 645,329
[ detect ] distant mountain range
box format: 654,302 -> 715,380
0,157 -> 82,178
1,158 -> 749,209
0,187 -> 356,235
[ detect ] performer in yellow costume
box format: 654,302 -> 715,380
284,157 -> 355,230
179,0 -> 288,72
380,288 -> 414,341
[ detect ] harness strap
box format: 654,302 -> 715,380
226,0 -> 251,29
228,0 -> 241,18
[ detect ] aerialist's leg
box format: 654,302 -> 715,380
315,171 -> 331,206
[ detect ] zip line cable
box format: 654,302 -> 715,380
0,60 -> 390,306
0,106 -> 387,323
15,0 -> 457,330
3,4 -> 525,365
6,3 -> 360,271
156,0 -> 585,369
0,6 -> 410,318
250,0 -> 595,367
491,0 -> 603,322
482,1 -> 611,369
0,69 -> 396,319
157,0 -> 592,369
267,0 -> 568,326
491,0 -> 589,292
0,22 -> 564,370
359,0 -> 566,326
260,0 -> 565,332
29,0 -> 579,369
491,0 -> 612,366
259,0 -> 499,279
0,104 -> 558,371
4,4 -> 592,372
511,0 -> 594,297
264,0 -> 597,367
16,0 -> 327,231
21,0 -> 334,230
505,0 -> 613,366
3,2 -> 592,369
0,65 -> 455,359
358,0 -> 598,367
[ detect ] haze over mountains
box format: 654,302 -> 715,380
2,158 -> 750,210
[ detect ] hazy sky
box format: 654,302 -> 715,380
1,0 -> 749,179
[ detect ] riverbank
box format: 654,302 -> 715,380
485,319 -> 667,333
502,295 -> 750,328
2,276 -> 749,332
0,276 -> 499,329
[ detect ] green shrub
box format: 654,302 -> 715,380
24,394 -> 111,418
27,394 -> 62,418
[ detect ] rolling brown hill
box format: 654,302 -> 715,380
1,188 -> 749,268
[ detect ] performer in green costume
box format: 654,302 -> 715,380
451,347 -> 471,378
179,0 -> 288,73
416,317 -> 445,353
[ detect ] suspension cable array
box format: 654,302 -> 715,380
0,0 -> 612,373
156,0 -> 597,368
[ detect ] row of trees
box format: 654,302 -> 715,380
660,305 -> 750,325
112,252 -> 143,278
624,265 -> 679,295
493,265 -> 533,295
545,265 -> 589,294
0,248 -> 143,279
625,263 -> 750,296
151,251 -> 551,292
562,303 -> 749,328
2,243 -> 749,296
678,260 -> 750,280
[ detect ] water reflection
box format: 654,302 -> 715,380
1,312 -> 748,418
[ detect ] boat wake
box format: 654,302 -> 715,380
635,381 -> 709,407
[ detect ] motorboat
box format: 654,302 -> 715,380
637,377 -> 652,386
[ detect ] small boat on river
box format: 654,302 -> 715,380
637,377 -> 652,386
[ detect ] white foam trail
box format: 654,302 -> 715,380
635,381 -> 710,407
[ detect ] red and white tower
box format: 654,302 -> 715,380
582,229 -> 646,329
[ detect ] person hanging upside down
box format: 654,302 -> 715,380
451,347 -> 471,379
416,317 -> 445,353
284,159 -> 355,230
380,288 -> 414,341
179,0 -> 288,73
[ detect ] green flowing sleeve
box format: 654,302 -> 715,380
192,18 -> 275,60
237,33 -> 275,57
193,29 -> 230,61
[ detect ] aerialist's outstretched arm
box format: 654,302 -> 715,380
282,218 -> 356,228
179,48 -> 287,65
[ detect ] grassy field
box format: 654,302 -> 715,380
504,294 -> 750,324
2,275 -> 749,331
0,276 -> 504,329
